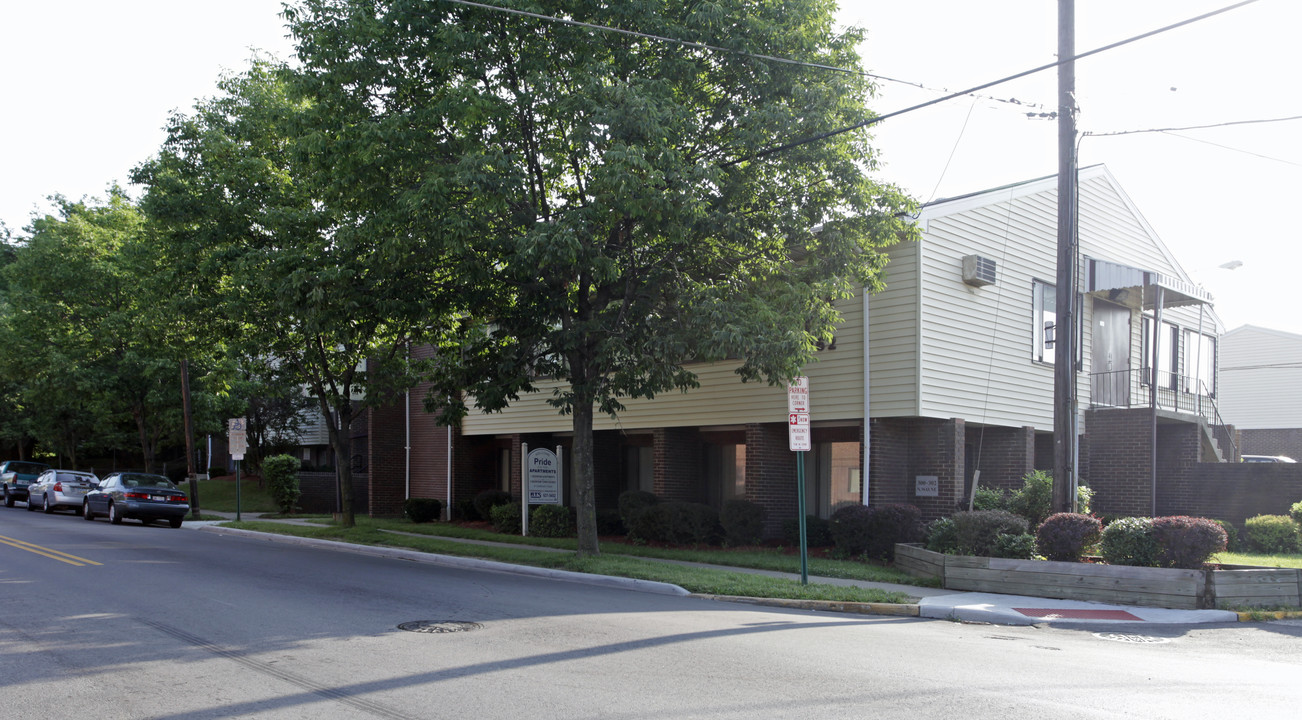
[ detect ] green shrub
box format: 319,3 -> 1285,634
618,490 -> 659,533
782,515 -> 833,548
1100,517 -> 1159,567
490,501 -> 522,534
830,504 -> 874,556
529,504 -> 573,538
992,532 -> 1038,559
925,516 -> 958,554
951,510 -> 1029,557
628,501 -> 719,545
1212,519 -> 1240,552
261,454 -> 301,515
1007,470 -> 1092,527
1289,501 -> 1302,526
1035,513 -> 1102,562
595,508 -> 624,536
206,465 -> 228,478
1244,514 -> 1302,554
474,489 -> 513,521
454,498 -> 479,522
404,498 -> 443,523
863,503 -> 923,561
720,499 -> 767,546
1151,516 -> 1227,569
970,485 -> 1009,512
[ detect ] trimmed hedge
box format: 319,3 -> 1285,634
864,504 -> 923,561
618,490 -> 659,533
720,499 -> 767,546
1244,514 -> 1302,554
1100,517 -> 1159,567
992,532 -> 1037,559
595,508 -> 625,536
1290,501 -> 1302,526
1036,513 -> 1102,561
529,504 -> 573,538
490,501 -> 522,534
782,516 -> 833,548
951,510 -> 1029,557
829,504 -> 873,556
1150,516 -> 1226,569
262,454 -> 301,514
925,516 -> 958,554
628,501 -> 720,545
474,489 -> 513,521
404,497 -> 443,523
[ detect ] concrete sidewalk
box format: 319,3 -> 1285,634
189,513 -> 1244,626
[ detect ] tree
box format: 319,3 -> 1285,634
284,0 -> 917,554
134,60 -> 461,526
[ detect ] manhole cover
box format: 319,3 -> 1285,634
398,621 -> 482,634
1093,632 -> 1170,644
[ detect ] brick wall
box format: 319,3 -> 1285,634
909,418 -> 965,522
868,418 -> 911,506
744,423 -> 797,537
1084,407 -> 1154,517
654,427 -> 704,502
1160,462 -> 1302,528
367,396 -> 406,518
298,471 -> 368,514
1239,428 -> 1302,461
965,425 -> 1035,491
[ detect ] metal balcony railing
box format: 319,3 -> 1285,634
1089,369 -> 1237,458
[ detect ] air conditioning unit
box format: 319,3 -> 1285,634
962,254 -> 997,287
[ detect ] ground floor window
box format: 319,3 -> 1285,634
806,441 -> 861,518
624,445 -> 653,493
706,443 -> 746,506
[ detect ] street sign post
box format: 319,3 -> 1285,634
787,377 -> 810,584
228,418 -> 247,521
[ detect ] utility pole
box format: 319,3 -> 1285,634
1052,0 -> 1078,514
180,358 -> 201,519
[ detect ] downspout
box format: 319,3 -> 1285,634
405,390 -> 411,502
862,289 -> 871,508
446,427 -> 452,521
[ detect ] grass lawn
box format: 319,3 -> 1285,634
1214,551 -> 1302,569
191,476 -> 279,514
218,517 -> 925,604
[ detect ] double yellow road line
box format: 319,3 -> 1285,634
0,534 -> 102,566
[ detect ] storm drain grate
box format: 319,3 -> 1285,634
398,621 -> 483,634
1093,632 -> 1171,644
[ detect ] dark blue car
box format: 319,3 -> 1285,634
84,472 -> 189,528
1,460 -> 51,507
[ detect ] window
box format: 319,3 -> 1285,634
1183,329 -> 1216,395
498,448 -> 512,491
805,442 -> 861,518
1032,281 -> 1082,365
1141,316 -> 1179,389
706,444 -> 746,505
624,445 -> 653,493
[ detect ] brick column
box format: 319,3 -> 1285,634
653,427 -> 703,502
744,423 -> 797,537
1084,407 -> 1154,517
908,418 -> 965,522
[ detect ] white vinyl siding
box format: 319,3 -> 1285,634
1219,325 -> 1302,429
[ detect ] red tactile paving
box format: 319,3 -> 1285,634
1014,608 -> 1143,621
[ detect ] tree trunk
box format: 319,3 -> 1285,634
322,402 -> 356,528
180,358 -> 200,518
571,399 -> 599,557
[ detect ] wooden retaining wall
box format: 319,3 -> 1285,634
895,544 -> 1302,610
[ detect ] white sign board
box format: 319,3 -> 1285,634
787,376 -> 810,414
526,448 -> 561,505
915,475 -> 939,497
228,418 -> 248,461
788,412 -> 811,452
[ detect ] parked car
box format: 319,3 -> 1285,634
1,460 -> 50,507
1241,454 -> 1297,463
84,472 -> 189,528
26,469 -> 98,514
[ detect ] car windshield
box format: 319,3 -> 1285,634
8,462 -> 48,474
57,473 -> 94,483
119,473 -> 176,489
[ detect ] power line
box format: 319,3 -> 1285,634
1085,116 -> 1302,167
723,0 -> 1262,166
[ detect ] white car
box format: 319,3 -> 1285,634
26,469 -> 98,515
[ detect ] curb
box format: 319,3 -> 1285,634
692,594 -> 920,617
198,525 -> 691,597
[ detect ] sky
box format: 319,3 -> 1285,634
1,1 -> 1298,333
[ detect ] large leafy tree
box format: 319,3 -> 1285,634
135,61 -> 459,526
284,0 -> 917,554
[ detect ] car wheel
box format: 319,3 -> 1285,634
169,517 -> 183,529
108,502 -> 123,525
42,495 -> 53,514
3,488 -> 12,508
83,501 -> 95,521
25,495 -> 35,511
